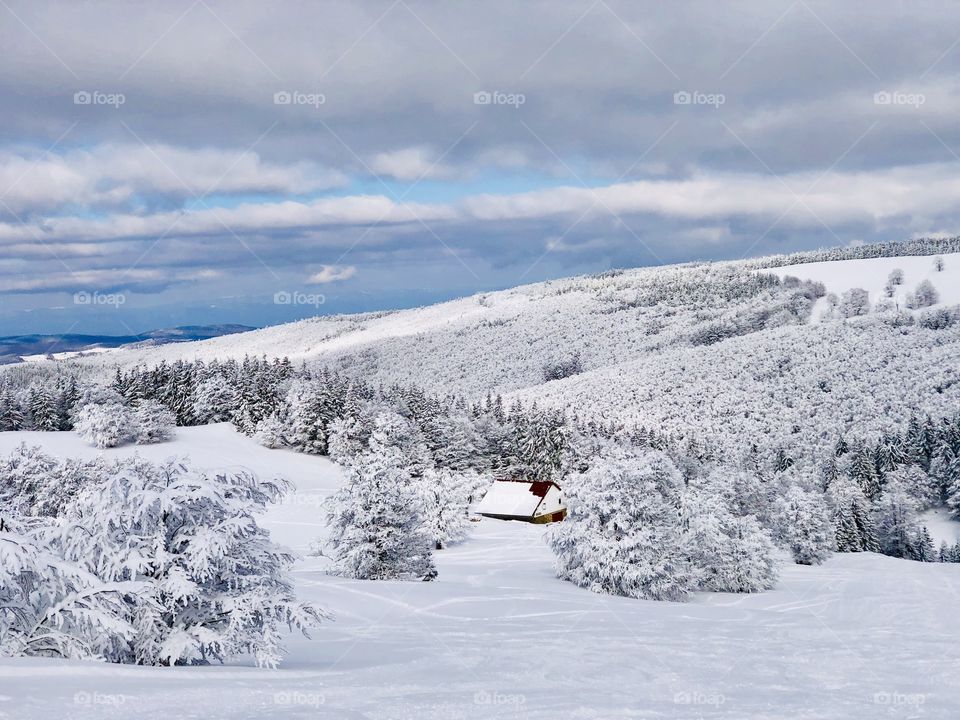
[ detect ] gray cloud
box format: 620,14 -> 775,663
2,0 -> 960,330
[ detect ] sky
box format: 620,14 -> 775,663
2,0 -> 960,335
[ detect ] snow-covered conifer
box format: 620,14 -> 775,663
546,448 -> 696,601
324,441 -> 437,581
55,458 -> 325,667
777,485 -> 833,565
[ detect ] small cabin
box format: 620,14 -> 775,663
475,479 -> 567,524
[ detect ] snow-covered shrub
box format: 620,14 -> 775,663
542,353 -> 583,382
905,279 -> 939,309
132,400 -> 176,444
681,487 -> 779,592
838,288 -> 870,318
888,268 -> 904,286
934,255 -> 945,272
54,458 -> 324,667
777,486 -> 833,565
68,383 -> 123,426
254,414 -> 287,448
880,309 -> 914,328
0,445 -> 109,518
324,433 -> 437,581
0,517 -> 141,660
546,448 -> 696,601
73,403 -> 135,448
918,306 -> 959,330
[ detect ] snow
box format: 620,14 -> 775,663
474,480 -> 547,517
1,426 -> 960,718
920,507 -> 960,548
771,252 -> 960,322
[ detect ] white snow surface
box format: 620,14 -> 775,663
771,252 -> 960,323
1,425 -> 960,719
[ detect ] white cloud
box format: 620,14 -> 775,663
307,265 -> 357,284
369,146 -> 452,181
0,144 -> 347,215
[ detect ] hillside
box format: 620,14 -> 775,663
13,246 -> 952,459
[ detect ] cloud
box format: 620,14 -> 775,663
307,265 -> 357,284
369,147 -> 453,181
0,144 -> 346,215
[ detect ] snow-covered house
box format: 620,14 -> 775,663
475,479 -> 566,523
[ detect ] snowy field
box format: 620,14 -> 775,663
771,252 -> 960,323
1,425 -> 959,719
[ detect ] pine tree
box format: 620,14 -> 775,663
324,439 -> 437,581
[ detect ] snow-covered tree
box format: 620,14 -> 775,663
546,448 -> 696,601
191,375 -> 237,424
133,400 -> 176,444
420,467 -> 476,550
0,518 -> 141,660
837,288 -> 870,318
906,279 -> 939,309
681,487 -> 779,592
777,485 -> 833,565
55,458 -> 325,667
73,403 -> 136,448
933,255 -> 945,272
888,268 -> 904,286
872,482 -> 926,560
28,384 -> 60,431
253,414 -> 287,449
829,477 -> 878,553
324,437 -> 437,581
285,379 -> 339,454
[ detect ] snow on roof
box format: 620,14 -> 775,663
476,480 -> 559,517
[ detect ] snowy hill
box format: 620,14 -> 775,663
1,425 -> 958,720
24,247 -> 958,461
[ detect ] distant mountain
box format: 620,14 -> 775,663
0,324 -> 255,364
